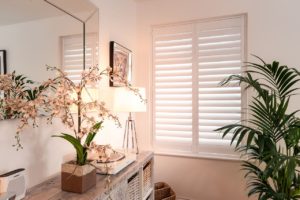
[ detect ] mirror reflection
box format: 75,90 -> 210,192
0,0 -> 99,119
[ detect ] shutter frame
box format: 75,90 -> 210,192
153,15 -> 246,159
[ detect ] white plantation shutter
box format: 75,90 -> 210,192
153,24 -> 194,152
197,17 -> 244,157
153,15 -> 246,159
61,33 -> 98,83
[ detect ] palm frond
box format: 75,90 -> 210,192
217,56 -> 300,199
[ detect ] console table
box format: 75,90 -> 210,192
25,151 -> 154,200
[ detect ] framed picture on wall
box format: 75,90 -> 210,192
0,50 -> 7,74
109,41 -> 132,87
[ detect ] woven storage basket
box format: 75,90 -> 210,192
143,161 -> 152,195
127,172 -> 141,200
155,182 -> 176,200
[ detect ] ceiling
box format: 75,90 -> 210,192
0,0 -> 96,26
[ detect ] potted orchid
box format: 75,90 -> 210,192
1,65 -> 144,193
40,66 -> 114,193
39,66 -> 126,193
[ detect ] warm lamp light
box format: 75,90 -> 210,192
110,87 -> 147,154
69,87 -> 99,113
84,87 -> 99,101
111,87 -> 146,113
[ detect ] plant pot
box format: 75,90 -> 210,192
61,161 -> 96,193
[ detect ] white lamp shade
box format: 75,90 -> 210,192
111,87 -> 146,113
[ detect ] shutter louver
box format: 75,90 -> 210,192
153,15 -> 245,159
62,33 -> 98,83
153,25 -> 194,152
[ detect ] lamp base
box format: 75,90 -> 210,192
123,113 -> 139,154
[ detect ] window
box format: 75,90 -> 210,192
61,33 -> 98,83
152,15 -> 246,159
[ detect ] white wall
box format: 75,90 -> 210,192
90,0 -> 138,147
136,0 -> 300,199
0,119 -> 74,188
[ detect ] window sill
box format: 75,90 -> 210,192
154,150 -> 242,162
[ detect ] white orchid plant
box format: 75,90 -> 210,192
0,66 -> 145,166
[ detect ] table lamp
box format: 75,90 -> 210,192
111,87 -> 146,154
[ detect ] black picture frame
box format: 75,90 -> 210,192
0,50 -> 7,74
109,41 -> 132,87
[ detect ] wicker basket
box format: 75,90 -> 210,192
143,161 -> 152,195
127,172 -> 141,200
155,182 -> 176,200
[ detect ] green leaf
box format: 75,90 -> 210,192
52,133 -> 86,165
84,121 -> 103,147
217,55 -> 300,199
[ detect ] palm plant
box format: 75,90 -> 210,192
216,56 -> 300,200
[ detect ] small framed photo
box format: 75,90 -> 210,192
109,41 -> 132,87
0,50 -> 7,74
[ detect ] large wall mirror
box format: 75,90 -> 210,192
0,0 -> 99,119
